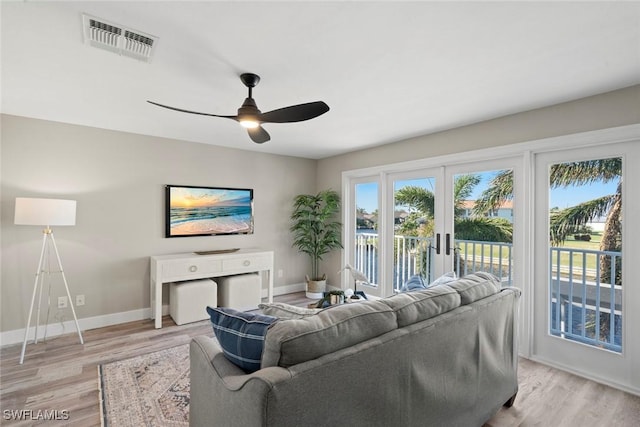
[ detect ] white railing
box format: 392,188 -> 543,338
550,247 -> 622,352
353,232 -> 622,352
354,233 -> 513,289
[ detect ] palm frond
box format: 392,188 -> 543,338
454,217 -> 513,243
453,174 -> 481,206
474,170 -> 513,215
394,186 -> 435,217
550,195 -> 616,245
550,159 -> 621,188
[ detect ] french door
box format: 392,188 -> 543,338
532,142 -> 639,391
345,157 -> 521,298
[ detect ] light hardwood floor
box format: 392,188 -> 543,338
1,292 -> 639,426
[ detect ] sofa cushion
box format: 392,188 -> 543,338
382,285 -> 461,327
261,300 -> 397,368
258,302 -> 322,319
206,306 -> 277,373
447,272 -> 501,305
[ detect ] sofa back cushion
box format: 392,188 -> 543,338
258,302 -> 322,319
447,272 -> 501,305
261,300 -> 396,368
382,285 -> 461,327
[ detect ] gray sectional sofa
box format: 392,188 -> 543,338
190,272 -> 520,427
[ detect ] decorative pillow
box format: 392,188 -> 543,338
258,302 -> 321,319
206,306 -> 277,373
427,271 -> 457,287
399,275 -> 426,292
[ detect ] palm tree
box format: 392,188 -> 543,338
395,176 -> 513,279
394,186 -> 435,219
475,159 -> 622,284
395,174 -> 512,243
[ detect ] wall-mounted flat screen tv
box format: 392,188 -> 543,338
165,185 -> 254,237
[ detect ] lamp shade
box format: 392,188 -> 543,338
14,198 -> 76,226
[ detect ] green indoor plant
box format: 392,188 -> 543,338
290,189 -> 343,298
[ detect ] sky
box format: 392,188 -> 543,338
169,187 -> 250,208
356,170 -> 619,214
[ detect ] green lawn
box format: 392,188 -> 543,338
454,233 -> 605,278
560,232 -> 602,251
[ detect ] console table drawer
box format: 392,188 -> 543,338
222,256 -> 271,271
163,259 -> 223,279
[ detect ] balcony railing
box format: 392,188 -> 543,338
354,232 -> 622,352
550,247 -> 622,352
354,233 -> 513,289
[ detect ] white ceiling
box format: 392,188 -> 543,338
2,1 -> 639,159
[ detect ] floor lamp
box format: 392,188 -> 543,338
15,197 -> 84,364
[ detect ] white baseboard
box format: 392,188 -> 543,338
0,283 -> 306,347
0,307 -> 153,347
261,282 -> 306,298
527,354 -> 640,397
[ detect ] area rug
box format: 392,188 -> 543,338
99,344 -> 190,426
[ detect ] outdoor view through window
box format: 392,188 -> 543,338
354,159 -> 622,353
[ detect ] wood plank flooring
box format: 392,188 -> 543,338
1,292 -> 639,426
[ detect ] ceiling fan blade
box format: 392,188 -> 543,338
248,126 -> 270,144
259,101 -> 329,123
147,101 -> 237,120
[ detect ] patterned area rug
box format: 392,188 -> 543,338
99,344 -> 190,426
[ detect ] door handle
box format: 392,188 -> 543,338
445,233 -> 451,256
435,233 -> 441,254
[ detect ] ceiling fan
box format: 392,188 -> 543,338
147,73 -> 329,144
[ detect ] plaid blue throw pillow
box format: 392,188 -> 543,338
206,306 -> 277,373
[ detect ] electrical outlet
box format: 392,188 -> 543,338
278,269 -> 284,278
76,294 -> 85,306
57,296 -> 68,309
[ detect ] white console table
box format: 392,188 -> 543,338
150,248 -> 274,329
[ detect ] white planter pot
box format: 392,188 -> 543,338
305,275 -> 326,299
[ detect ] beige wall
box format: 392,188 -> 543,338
2,85 -> 639,334
0,115 -> 316,332
316,85 -> 640,286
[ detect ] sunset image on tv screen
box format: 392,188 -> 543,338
168,186 -> 253,236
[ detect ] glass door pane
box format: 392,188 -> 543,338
392,177 -> 437,291
547,157 -> 622,352
452,169 -> 514,286
354,181 -> 379,290
533,142 -> 638,391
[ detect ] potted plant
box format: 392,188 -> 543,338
290,189 -> 343,298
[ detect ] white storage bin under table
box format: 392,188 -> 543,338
169,278 -> 217,325
217,273 -> 262,311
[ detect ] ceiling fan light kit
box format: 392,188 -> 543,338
148,73 -> 329,144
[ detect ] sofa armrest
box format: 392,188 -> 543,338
189,335 -> 293,427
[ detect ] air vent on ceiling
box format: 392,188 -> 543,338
82,14 -> 158,62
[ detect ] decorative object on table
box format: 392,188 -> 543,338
165,185 -> 253,237
315,290 -> 345,308
290,189 -> 343,298
14,197 -> 84,364
338,264 -> 370,300
99,344 -> 190,426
